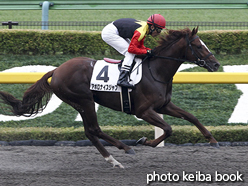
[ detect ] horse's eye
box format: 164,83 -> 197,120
197,45 -> 202,49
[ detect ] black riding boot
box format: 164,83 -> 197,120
117,70 -> 135,89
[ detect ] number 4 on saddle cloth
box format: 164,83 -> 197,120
90,58 -> 142,92
90,57 -> 142,114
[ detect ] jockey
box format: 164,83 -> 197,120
101,14 -> 166,89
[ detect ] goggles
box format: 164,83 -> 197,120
156,27 -> 162,33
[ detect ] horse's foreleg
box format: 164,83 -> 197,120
137,109 -> 172,147
159,101 -> 219,147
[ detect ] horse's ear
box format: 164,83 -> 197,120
192,26 -> 199,36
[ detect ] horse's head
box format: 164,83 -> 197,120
185,27 -> 220,72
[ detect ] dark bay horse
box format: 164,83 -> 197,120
0,27 -> 220,168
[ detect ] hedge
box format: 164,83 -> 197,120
0,29 -> 248,55
0,125 -> 248,144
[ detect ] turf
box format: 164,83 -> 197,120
0,9 -> 247,22
0,53 -> 245,127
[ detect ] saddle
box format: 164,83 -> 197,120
104,58 -> 122,64
104,58 -> 136,72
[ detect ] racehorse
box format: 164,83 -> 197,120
0,27 -> 220,168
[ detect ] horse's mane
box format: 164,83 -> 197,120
154,28 -> 192,54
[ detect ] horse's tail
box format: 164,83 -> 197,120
0,69 -> 55,117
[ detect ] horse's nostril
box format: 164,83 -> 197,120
214,63 -> 220,69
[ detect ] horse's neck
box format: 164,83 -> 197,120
162,59 -> 182,76
152,39 -> 186,82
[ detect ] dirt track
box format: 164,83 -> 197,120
0,145 -> 247,186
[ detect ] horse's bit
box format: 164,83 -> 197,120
186,34 -> 214,69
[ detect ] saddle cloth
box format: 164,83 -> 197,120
90,58 -> 142,92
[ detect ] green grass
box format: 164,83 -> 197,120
0,53 -> 245,128
1,9 -> 248,22
1,125 -> 248,143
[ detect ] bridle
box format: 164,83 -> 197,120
151,34 -> 214,68
185,34 -> 214,69
146,34 -> 215,84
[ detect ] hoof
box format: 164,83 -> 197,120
136,137 -> 147,145
125,148 -> 135,155
210,142 -> 220,148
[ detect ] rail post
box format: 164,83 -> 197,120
2,21 -> 18,29
40,1 -> 53,30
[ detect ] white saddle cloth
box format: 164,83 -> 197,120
90,58 -> 142,92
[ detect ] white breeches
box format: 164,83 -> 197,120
101,22 -> 135,71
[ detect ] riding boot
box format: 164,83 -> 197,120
117,70 -> 135,89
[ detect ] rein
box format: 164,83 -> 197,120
146,34 -> 214,84
153,35 -> 213,68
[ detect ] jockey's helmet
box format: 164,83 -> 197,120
147,14 -> 166,29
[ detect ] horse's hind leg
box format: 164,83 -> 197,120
53,90 -> 129,167
81,113 -> 124,168
160,101 -> 219,147
72,103 -> 124,167
74,98 -> 135,165
79,105 -> 135,155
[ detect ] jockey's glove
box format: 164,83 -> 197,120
146,50 -> 154,57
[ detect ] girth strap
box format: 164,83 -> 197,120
120,87 -> 131,114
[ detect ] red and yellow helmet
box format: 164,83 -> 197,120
147,14 -> 166,29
